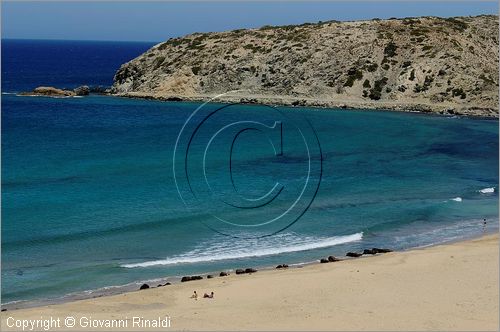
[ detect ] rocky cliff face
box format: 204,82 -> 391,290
112,15 -> 499,117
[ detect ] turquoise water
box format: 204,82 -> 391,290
2,40 -> 498,306
2,94 -> 498,305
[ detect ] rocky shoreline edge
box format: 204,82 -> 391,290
113,92 -> 499,119
16,86 -> 498,119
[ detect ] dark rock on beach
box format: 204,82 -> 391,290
372,248 -> 393,253
219,271 -> 229,277
139,283 -> 150,290
361,248 -> 393,255
235,269 -> 245,275
207,275 -> 214,279
346,252 -> 363,258
164,282 -> 171,286
276,264 -> 289,269
245,268 -> 257,274
328,256 -> 341,262
320,258 -> 329,263
181,275 -> 202,282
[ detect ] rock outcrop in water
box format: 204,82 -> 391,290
20,86 -> 76,97
111,15 -> 498,117
20,85 -> 108,97
74,85 -> 90,96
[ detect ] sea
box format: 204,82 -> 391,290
1,39 -> 498,307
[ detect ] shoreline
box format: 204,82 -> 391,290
1,233 -> 497,330
109,91 -> 499,119
2,230 -> 497,310
7,91 -> 499,119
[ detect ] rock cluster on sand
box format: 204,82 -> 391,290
235,268 -> 257,275
181,275 -> 203,282
346,248 -> 394,258
111,15 -> 498,117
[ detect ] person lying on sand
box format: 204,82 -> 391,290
203,292 -> 214,299
190,291 -> 198,300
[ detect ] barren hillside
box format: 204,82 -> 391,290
112,15 -> 499,117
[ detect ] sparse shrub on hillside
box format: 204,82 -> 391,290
479,74 -> 496,86
363,79 -> 371,88
366,63 -> 378,72
409,69 -> 416,81
452,87 -> 467,99
369,77 -> 388,100
191,66 -> 201,75
344,68 -> 364,87
153,56 -> 165,70
414,84 -> 425,93
414,75 -> 434,92
185,37 -> 207,50
402,18 -> 421,25
443,17 -> 468,32
384,42 -> 398,57
243,43 -> 264,53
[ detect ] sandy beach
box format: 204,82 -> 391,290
1,234 -> 498,331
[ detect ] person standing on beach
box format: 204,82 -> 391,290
483,219 -> 487,232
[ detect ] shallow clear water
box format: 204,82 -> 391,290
1,40 -> 498,305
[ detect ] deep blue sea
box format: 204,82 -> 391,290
2,39 -> 498,306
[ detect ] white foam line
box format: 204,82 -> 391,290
122,232 -> 363,268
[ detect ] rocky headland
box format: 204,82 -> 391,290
111,15 -> 499,118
